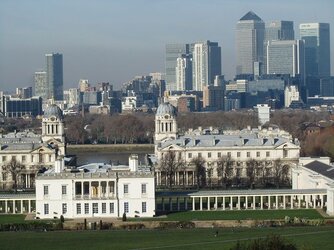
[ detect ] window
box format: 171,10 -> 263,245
2,156 -> 6,162
256,152 -> 260,157
237,152 -> 241,158
227,152 -> 231,157
141,184 -> 147,194
198,153 -> 202,157
102,203 -> 106,214
22,156 -> 26,163
266,151 -> 270,157
62,185 -> 67,195
84,203 -> 89,214
92,203 -> 98,214
283,148 -> 288,158
49,155 -> 52,161
247,152 -> 250,158
124,202 -> 129,214
43,185 -> 49,195
188,153 -> 192,158
208,152 -> 211,158
124,184 -> 129,194
218,152 -> 221,158
76,203 -> 81,214
12,156 -> 16,161
110,203 -> 114,213
44,204 -> 49,215
142,202 -> 147,213
62,203 -> 67,214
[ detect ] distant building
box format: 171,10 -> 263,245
285,86 -> 300,108
122,96 -> 137,113
254,104 -> 270,125
34,71 -> 47,100
236,11 -> 265,75
46,53 -> 63,100
78,79 -> 90,92
0,95 -> 42,118
16,87 -> 32,99
165,44 -> 190,91
320,77 -> 334,97
63,88 -> 79,109
203,85 -> 224,111
300,23 -> 330,78
266,40 -> 305,82
176,54 -> 192,91
192,41 -> 221,91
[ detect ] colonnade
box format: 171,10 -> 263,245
74,181 -> 116,199
156,191 -> 327,212
156,171 -> 196,186
0,196 -> 35,214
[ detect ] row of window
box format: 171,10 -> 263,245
1,154 -> 53,163
123,183 -> 147,195
44,185 -> 67,196
44,202 -> 148,215
186,151 -> 285,159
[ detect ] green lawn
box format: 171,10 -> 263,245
0,214 -> 26,224
0,226 -> 333,250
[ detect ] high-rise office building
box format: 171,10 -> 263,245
34,71 -> 47,100
176,54 -> 192,91
165,44 -> 190,91
267,40 -> 305,79
46,53 -> 63,100
236,11 -> 265,75
300,23 -> 330,78
192,41 -> 221,91
264,21 -> 294,73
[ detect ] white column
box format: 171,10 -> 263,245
268,196 -> 271,209
207,197 -> 210,211
253,196 -> 256,210
230,196 -> 233,210
215,197 -> 218,210
200,197 -> 203,211
260,196 -> 263,210
28,200 -> 31,213
222,197 -> 225,210
5,200 -> 8,213
283,195 -> 286,209
276,195 -> 279,209
13,200 -> 16,214
306,195 -> 309,208
298,195 -> 301,208
20,200 -> 23,213
238,196 -> 241,210
192,197 -> 195,211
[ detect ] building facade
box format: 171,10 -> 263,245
300,23 -> 331,78
34,71 -> 47,100
0,95 -> 42,118
236,11 -> 265,75
46,53 -> 63,100
36,155 -> 155,219
176,54 -> 193,91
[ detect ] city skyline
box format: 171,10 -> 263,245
0,0 -> 333,92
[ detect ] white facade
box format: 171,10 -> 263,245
36,156 -> 155,219
254,104 -> 270,125
292,157 -> 334,215
122,96 -> 137,112
192,43 -> 208,91
284,85 -> 300,108
176,55 -> 192,91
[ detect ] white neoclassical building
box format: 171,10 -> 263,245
35,155 -> 155,219
153,102 -> 300,187
0,104 -> 65,189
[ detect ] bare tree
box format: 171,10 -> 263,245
2,158 -> 25,192
191,156 -> 206,189
272,159 -> 290,188
246,159 -> 260,188
216,156 -> 234,188
159,150 -> 184,189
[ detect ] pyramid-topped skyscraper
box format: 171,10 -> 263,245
236,11 -> 265,76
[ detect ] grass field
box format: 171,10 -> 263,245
0,226 -> 333,250
0,214 -> 26,224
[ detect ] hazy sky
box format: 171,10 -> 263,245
1,0 -> 333,92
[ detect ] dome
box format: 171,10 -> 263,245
44,104 -> 63,120
156,102 -> 177,116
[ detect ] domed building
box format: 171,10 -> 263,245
0,104 -> 66,190
154,102 -> 178,143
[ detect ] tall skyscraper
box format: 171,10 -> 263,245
176,54 -> 192,91
236,11 -> 265,75
46,53 -> 63,100
300,23 -> 330,78
165,44 -> 190,91
34,71 -> 47,99
192,41 -> 221,91
264,21 -> 294,73
267,40 -> 305,79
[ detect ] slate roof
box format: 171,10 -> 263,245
160,134 -> 291,149
240,11 -> 262,21
0,131 -> 44,151
304,161 -> 334,180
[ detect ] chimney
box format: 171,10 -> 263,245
55,156 -> 65,173
129,154 -> 139,172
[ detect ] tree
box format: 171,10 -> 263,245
246,159 -> 260,188
160,150 -> 184,189
2,158 -> 25,192
216,156 -> 234,188
272,159 -> 290,188
191,156 -> 206,189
